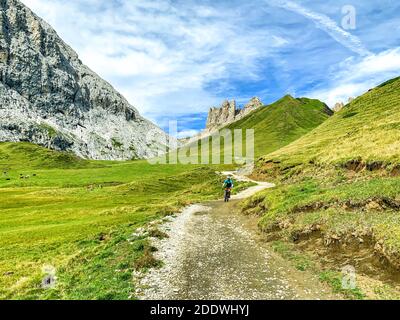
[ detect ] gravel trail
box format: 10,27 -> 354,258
135,173 -> 338,300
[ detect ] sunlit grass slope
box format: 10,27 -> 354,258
266,77 -> 400,167
244,77 -> 400,298
177,95 -> 332,164
226,95 -> 333,158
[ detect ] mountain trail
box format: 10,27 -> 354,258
135,172 -> 339,300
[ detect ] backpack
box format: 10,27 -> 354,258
225,180 -> 232,188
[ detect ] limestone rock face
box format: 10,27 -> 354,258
0,0 -> 174,160
206,100 -> 237,131
206,97 -> 263,131
241,97 -> 263,117
333,102 -> 345,112
333,97 -> 355,113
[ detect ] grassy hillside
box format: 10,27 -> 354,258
265,77 -> 400,167
178,95 -> 332,164
244,77 -> 400,299
226,95 -> 333,158
0,142 -> 250,299
0,142 -> 95,170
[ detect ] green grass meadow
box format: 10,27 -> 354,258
0,142 -> 241,299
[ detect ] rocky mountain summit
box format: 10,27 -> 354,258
206,97 -> 263,131
183,97 -> 263,145
333,97 -> 354,112
333,102 -> 345,112
0,0 -> 173,160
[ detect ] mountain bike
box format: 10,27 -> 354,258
224,188 -> 232,202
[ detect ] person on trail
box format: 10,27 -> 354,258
223,176 -> 234,202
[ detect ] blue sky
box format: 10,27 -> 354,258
22,0 -> 400,137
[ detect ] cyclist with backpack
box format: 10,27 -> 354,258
223,175 -> 234,202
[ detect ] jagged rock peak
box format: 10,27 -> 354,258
242,97 -> 263,116
0,0 -> 174,160
206,100 -> 236,130
333,97 -> 354,113
333,102 -> 345,112
206,97 -> 263,131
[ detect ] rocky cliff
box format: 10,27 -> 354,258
0,0 -> 173,160
333,97 -> 354,113
206,97 -> 263,131
182,97 -> 263,145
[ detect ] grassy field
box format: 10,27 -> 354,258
3,76 -> 399,300
243,77 -> 400,298
0,142 -> 250,299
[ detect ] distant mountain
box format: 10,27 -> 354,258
265,76 -> 400,167
206,97 -> 264,132
179,94 -> 332,161
226,95 -> 333,157
0,0 -> 173,160
183,97 -> 264,145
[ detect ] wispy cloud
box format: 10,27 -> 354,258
307,48 -> 400,106
267,0 -> 371,56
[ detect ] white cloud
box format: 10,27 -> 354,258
336,48 -> 400,81
307,48 -> 400,106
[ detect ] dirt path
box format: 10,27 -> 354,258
135,173 -> 338,300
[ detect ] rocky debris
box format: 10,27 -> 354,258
0,0 -> 174,160
391,165 -> 400,177
291,197 -> 400,214
374,240 -> 400,271
341,158 -> 393,173
342,158 -> 365,172
205,97 -> 263,131
366,161 -> 384,171
302,227 -> 400,276
366,201 -> 383,211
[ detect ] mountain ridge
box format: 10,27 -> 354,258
206,97 -> 264,131
0,0 -> 173,160
179,94 -> 332,162
225,94 -> 333,157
